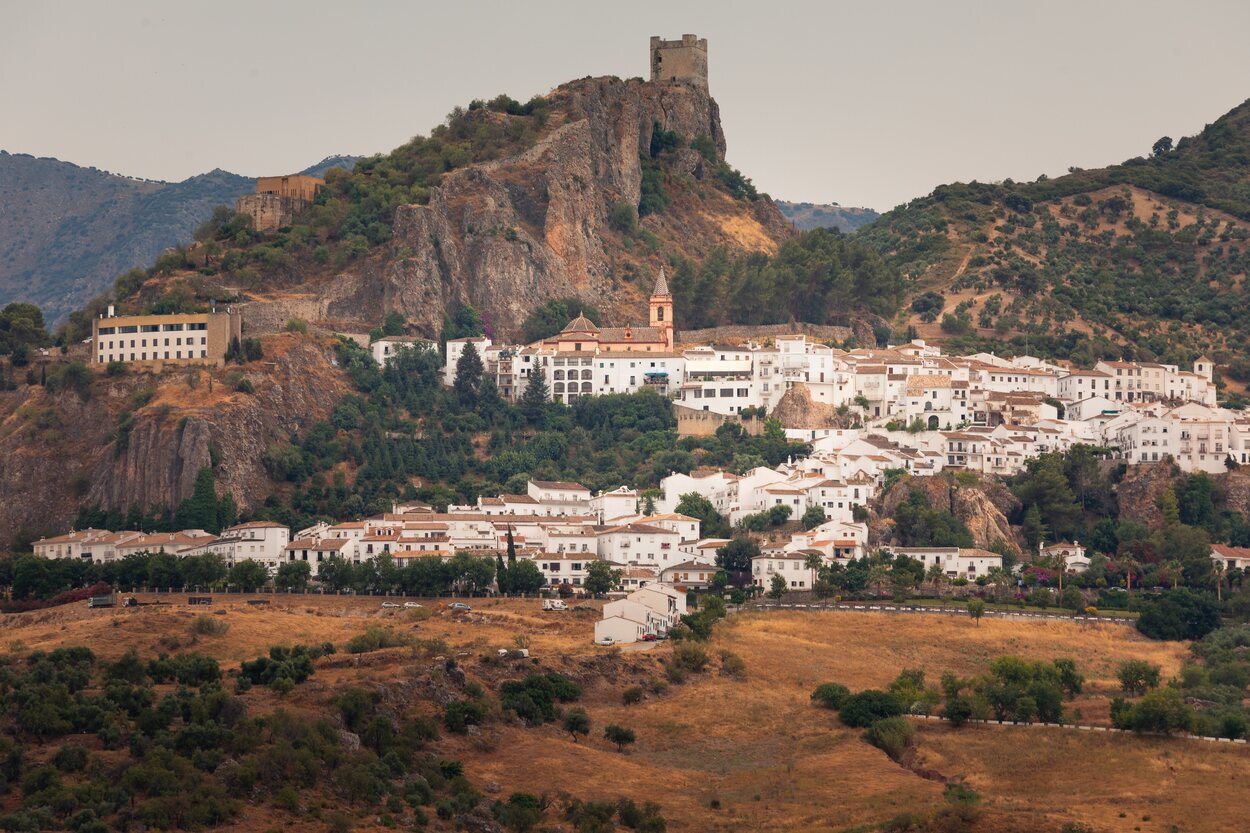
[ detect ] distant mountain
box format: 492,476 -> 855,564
777,200 -> 880,233
0,152 -> 357,323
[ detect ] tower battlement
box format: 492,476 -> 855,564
650,34 -> 708,90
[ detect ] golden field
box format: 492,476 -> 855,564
1,596 -> 1244,833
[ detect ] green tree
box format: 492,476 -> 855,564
228,559 -> 269,591
768,573 -> 788,601
604,724 -> 635,752
453,342 -> 484,407
509,559 -> 545,595
175,468 -> 224,533
675,493 -> 731,539
716,537 -> 760,576
1117,660 -> 1162,696
317,556 -> 356,592
968,598 -> 986,626
275,560 -> 312,591
181,553 -> 227,589
563,708 -> 591,742
519,368 -> 549,425
585,560 -> 621,597
800,505 -> 827,530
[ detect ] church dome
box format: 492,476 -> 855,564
560,313 -> 599,334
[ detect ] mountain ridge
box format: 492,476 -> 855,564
0,151 -> 358,323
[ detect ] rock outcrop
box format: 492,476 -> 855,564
878,474 -> 1021,553
244,77 -> 792,339
769,383 -> 858,430
0,336 -> 345,545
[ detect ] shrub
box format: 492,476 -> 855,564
670,643 -> 710,674
345,627 -> 410,654
718,650 -> 746,679
622,686 -> 644,706
443,699 -> 487,734
839,690 -> 903,728
863,716 -> 915,761
811,683 -> 850,710
609,202 -> 638,236
191,615 -> 229,636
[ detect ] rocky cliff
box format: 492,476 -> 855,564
877,473 -> 1021,553
244,77 -> 793,338
0,336 -> 345,544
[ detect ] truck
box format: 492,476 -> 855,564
87,594 -> 115,609
542,599 -> 569,612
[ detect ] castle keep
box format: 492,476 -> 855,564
650,34 -> 708,90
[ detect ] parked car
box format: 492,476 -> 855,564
403,601 -> 423,609
381,602 -> 401,608
449,602 -> 472,611
640,633 -> 657,642
596,636 -> 615,646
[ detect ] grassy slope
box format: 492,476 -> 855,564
5,598 -> 1240,833
860,98 -> 1250,366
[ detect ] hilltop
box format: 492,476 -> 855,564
860,97 -> 1250,372
0,152 -> 356,324
777,200 -> 880,233
88,76 -> 801,342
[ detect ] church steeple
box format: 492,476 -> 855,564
649,266 -> 674,349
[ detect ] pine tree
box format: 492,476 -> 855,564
519,368 -> 549,425
495,553 -> 510,595
453,342 -> 483,407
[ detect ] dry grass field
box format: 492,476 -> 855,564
1,597 -> 1244,833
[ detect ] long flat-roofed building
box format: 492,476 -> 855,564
92,306 -> 242,369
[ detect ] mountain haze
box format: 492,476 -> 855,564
0,152 -> 356,323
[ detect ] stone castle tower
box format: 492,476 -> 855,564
650,34 -> 708,90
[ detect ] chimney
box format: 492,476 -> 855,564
106,305 -> 115,318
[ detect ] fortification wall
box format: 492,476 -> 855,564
236,194 -> 301,233
673,404 -> 765,437
677,322 -> 854,346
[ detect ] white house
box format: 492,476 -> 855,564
884,546 -> 1002,579
371,336 -> 434,368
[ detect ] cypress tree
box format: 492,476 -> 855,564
453,342 -> 483,407
519,367 -> 549,425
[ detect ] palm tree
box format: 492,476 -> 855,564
1214,561 -> 1226,603
804,552 -> 824,589
1164,558 -> 1183,590
1121,556 -> 1141,595
926,563 -> 947,598
986,566 -> 1012,603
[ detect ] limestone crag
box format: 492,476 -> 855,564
245,76 -> 789,340
878,474 -> 1020,553
769,383 -> 858,430
0,336 -> 346,545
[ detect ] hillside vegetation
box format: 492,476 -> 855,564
861,97 -> 1250,370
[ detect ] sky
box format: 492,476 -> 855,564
4,0 -> 1250,211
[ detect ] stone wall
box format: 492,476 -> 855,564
235,194 -> 305,233
674,404 -> 765,437
677,322 -> 854,346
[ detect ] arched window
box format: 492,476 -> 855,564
581,382 -> 593,393
553,370 -> 565,381
554,382 -> 565,394
581,369 -> 592,380
928,415 -> 939,430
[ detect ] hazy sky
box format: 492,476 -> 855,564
4,0 -> 1250,211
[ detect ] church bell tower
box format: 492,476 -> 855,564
649,267 -> 674,349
